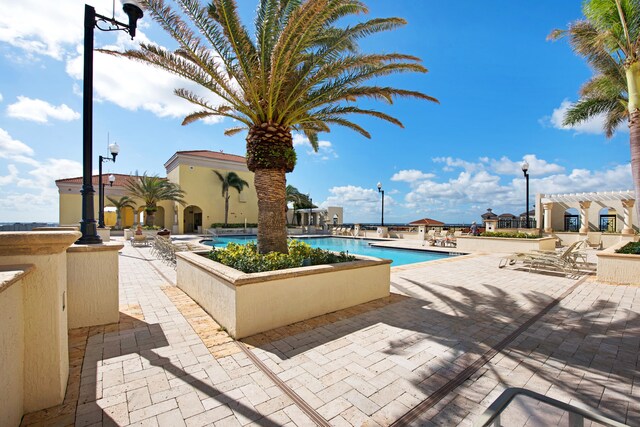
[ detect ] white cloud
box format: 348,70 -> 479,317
432,157 -> 482,173
7,96 -> 80,123
487,154 -> 565,176
542,99 -> 625,135
0,128 -> 82,220
0,0 -> 131,60
323,185 -> 393,222
391,169 -> 435,183
291,133 -> 338,160
0,92 -> 3,102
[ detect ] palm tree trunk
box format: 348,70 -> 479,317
629,110 -> 640,224
254,169 -> 288,253
224,193 -> 229,226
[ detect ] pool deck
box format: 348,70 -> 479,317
21,236 -> 639,426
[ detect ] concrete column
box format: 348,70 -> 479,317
543,202 -> 553,233
484,219 -> 498,232
0,231 -> 80,412
172,205 -> 179,235
418,225 -> 426,241
67,241 -> 124,328
579,201 -> 591,234
621,199 -> 635,235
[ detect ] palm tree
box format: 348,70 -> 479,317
213,170 -> 249,226
111,0 -> 437,253
106,195 -> 137,229
285,185 -> 302,225
550,0 -> 640,222
125,173 -> 187,226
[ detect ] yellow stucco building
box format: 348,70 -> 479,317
56,150 -> 259,234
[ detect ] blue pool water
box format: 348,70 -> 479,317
202,236 -> 454,266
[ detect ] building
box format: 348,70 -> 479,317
57,150 -> 259,234
57,150 -> 343,234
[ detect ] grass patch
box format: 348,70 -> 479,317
208,240 -> 356,273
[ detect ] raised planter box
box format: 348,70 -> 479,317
176,251 -> 391,339
456,236 -> 556,253
597,242 -> 640,285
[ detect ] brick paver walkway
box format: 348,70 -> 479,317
21,237 -> 639,426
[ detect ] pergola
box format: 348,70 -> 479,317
539,190 -> 636,234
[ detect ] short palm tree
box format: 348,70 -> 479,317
106,195 -> 137,229
285,185 -> 302,225
550,0 -> 640,221
125,173 -> 187,226
111,0 -> 437,253
213,170 -> 249,226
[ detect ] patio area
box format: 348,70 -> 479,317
20,237 -> 639,426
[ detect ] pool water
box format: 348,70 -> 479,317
202,236 -> 454,266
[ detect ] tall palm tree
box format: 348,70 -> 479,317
285,184 -> 302,225
110,0 -> 437,253
550,0 -> 640,222
106,195 -> 137,229
125,173 -> 187,226
213,170 -> 249,226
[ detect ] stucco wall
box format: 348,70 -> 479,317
456,236 -> 557,253
67,242 -> 123,329
0,269 -> 26,427
176,251 -> 391,339
597,242 -> 640,285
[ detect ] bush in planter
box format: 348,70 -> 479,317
616,242 -> 640,254
208,240 -> 355,273
481,231 -> 542,239
210,223 -> 258,229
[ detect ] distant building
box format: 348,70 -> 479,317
408,218 -> 445,227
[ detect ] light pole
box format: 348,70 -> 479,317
78,2 -> 143,244
377,182 -> 384,226
98,143 -> 119,228
521,161 -> 530,229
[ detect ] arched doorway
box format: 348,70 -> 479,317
564,208 -> 579,232
184,205 -> 203,233
599,207 -> 617,232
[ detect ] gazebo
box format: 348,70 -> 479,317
409,218 -> 445,228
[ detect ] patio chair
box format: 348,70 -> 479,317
498,240 -> 589,276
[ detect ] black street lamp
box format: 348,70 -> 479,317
98,143 -> 119,228
521,161 -> 530,229
78,2 -> 143,244
377,182 -> 384,226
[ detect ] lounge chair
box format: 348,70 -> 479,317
498,240 -> 589,276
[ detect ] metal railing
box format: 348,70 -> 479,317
474,388 -> 628,427
497,219 -> 538,229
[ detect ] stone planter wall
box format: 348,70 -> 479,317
176,251 -> 391,339
597,242 -> 640,285
456,236 -> 556,253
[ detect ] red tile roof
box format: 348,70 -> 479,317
408,218 -> 445,226
176,150 -> 246,163
55,173 -> 152,187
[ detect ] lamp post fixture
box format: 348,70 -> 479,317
98,143 -> 118,228
521,161 -> 530,229
78,2 -> 143,244
377,182 -> 385,226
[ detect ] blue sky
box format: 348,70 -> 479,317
0,1 -> 633,223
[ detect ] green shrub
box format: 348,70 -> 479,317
210,223 -> 258,228
208,240 -> 356,273
142,225 -> 160,230
480,231 -> 542,239
616,242 -> 640,254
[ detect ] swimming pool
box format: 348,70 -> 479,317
202,236 -> 454,266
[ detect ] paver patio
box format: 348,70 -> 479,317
20,237 -> 639,426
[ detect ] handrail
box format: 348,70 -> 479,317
474,388 -> 628,427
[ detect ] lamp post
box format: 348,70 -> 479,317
377,182 -> 384,226
521,161 -> 530,229
78,2 -> 143,244
98,143 -> 119,228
